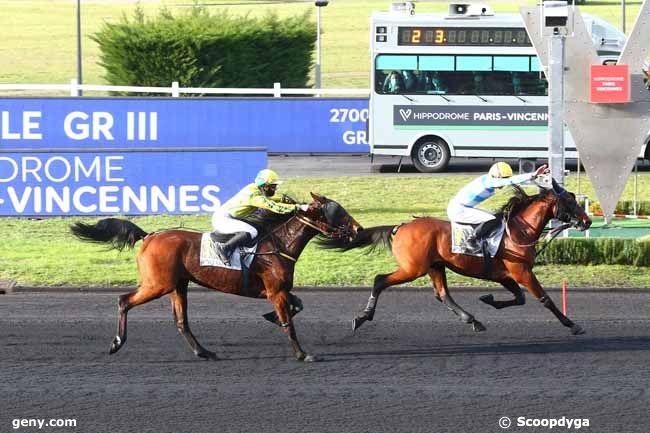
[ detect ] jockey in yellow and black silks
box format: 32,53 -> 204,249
211,169 -> 308,266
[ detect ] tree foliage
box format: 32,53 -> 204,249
91,5 -> 316,95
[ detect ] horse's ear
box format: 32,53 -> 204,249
310,192 -> 325,203
551,179 -> 562,193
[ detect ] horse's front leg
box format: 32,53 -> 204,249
268,289 -> 318,362
429,267 -> 485,332
480,278 -> 526,309
510,264 -> 584,335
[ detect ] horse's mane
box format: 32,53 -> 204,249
494,185 -> 548,220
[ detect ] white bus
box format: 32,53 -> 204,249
369,2 -> 639,172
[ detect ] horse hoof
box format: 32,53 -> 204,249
352,317 -> 365,332
302,354 -> 320,362
479,294 -> 494,305
108,337 -> 121,354
196,350 -> 218,361
262,311 -> 279,325
472,321 -> 486,332
571,324 -> 585,335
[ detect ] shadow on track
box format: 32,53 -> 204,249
314,336 -> 650,362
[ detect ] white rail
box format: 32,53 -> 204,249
0,80 -> 370,97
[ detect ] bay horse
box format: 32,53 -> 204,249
322,180 -> 591,335
70,193 -> 362,362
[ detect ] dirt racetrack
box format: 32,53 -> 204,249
2,288 -> 650,433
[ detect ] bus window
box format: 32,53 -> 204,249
375,54 -> 547,96
513,72 -> 547,96
456,55 -> 492,71
376,55 -> 418,70
494,56 -> 529,72
531,57 -> 542,72
419,55 -> 454,71
380,70 -> 405,94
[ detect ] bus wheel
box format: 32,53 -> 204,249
411,139 -> 450,173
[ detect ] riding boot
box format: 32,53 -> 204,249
209,232 -> 230,266
219,232 -> 252,267
470,219 -> 500,242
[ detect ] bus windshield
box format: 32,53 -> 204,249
375,54 -> 547,96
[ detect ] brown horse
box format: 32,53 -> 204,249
71,193 -> 362,362
322,180 -> 591,335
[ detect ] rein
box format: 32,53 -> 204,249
534,223 -> 572,258
247,211 -> 343,263
504,192 -> 574,253
506,221 -> 571,247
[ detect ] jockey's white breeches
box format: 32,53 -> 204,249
211,209 -> 258,238
447,201 -> 496,225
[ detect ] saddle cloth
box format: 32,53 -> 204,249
199,233 -> 257,270
451,221 -> 505,258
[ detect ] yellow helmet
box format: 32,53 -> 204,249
255,169 -> 283,187
489,162 -> 513,178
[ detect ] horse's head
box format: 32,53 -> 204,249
298,192 -> 363,244
549,179 -> 592,231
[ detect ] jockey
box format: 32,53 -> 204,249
447,162 -> 548,242
211,169 -> 308,266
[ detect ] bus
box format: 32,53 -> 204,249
369,2 -> 638,172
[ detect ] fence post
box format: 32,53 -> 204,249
171,81 -> 180,97
70,78 -> 80,97
273,82 -> 281,98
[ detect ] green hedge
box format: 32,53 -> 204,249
589,200 -> 650,215
92,5 -> 316,94
537,238 -> 650,266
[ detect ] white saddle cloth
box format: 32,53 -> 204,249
199,233 -> 257,269
451,221 -> 505,257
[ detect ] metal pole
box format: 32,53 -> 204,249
576,153 -> 581,195
76,0 -> 83,96
315,5 -> 322,90
548,30 -> 565,187
634,160 -> 638,215
622,0 -> 626,34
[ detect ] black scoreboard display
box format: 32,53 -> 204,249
397,27 -> 531,47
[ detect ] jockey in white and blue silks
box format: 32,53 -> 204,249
447,162 -> 548,240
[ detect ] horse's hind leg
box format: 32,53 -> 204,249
429,266 -> 485,332
109,285 -> 174,355
267,289 -> 317,362
170,281 -> 217,361
480,278 -> 526,309
353,269 -> 418,331
262,293 -> 303,326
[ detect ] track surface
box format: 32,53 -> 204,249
2,289 -> 650,433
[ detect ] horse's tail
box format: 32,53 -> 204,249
70,218 -> 149,251
321,225 -> 396,252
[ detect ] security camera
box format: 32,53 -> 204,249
315,0 -> 329,6
543,1 -> 569,27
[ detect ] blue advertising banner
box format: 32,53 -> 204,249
0,149 -> 266,216
0,98 -> 369,153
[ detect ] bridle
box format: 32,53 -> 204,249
250,201 -> 353,262
504,188 -> 577,250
